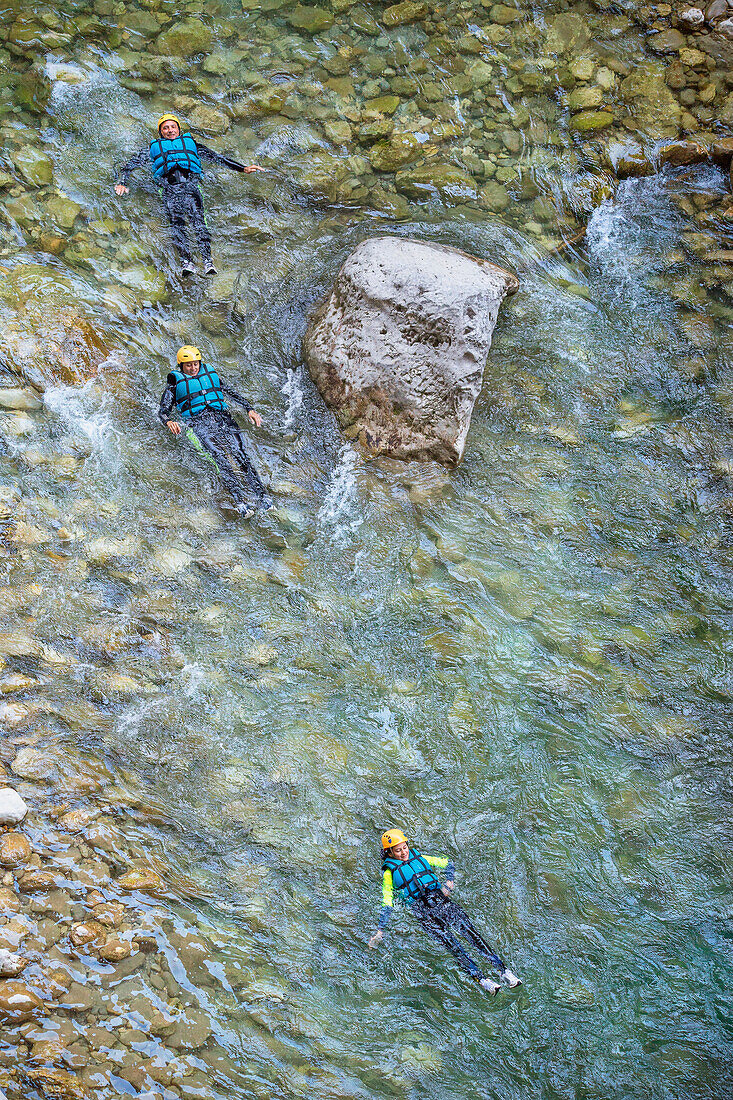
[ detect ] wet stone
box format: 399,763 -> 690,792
0,979 -> 44,1022
0,831 -> 33,867
0,787 -> 28,825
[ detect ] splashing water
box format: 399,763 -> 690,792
317,442 -> 364,546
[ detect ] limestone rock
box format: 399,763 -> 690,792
0,787 -> 28,825
0,979 -> 44,1022
0,388 -> 43,411
303,236 -> 518,465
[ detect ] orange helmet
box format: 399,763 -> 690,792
381,828 -> 407,850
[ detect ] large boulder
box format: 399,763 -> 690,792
302,236 -> 518,466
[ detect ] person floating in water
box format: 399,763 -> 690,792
115,114 -> 264,277
368,828 -> 521,995
159,346 -> 272,518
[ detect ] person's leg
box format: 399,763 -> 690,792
220,413 -> 269,502
414,905 -> 485,982
163,189 -> 193,266
443,900 -> 520,985
191,415 -> 249,506
442,901 -> 505,971
187,185 -> 213,266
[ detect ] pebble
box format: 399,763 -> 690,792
117,868 -> 164,893
0,787 -> 28,825
69,920 -> 104,947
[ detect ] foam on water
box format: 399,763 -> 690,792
281,366 -> 304,429
43,374 -> 121,473
317,442 -> 364,547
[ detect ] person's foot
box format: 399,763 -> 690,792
203,261 -> 217,276
235,502 -> 255,519
180,261 -> 196,277
479,978 -> 500,995
501,969 -> 522,988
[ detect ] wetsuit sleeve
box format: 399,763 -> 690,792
117,147 -> 149,185
222,386 -> 253,413
378,869 -> 393,929
158,381 -> 177,425
425,855 -> 455,879
195,141 -> 248,173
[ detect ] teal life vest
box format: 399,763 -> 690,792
383,850 -> 442,906
168,364 -> 227,419
149,133 -> 202,181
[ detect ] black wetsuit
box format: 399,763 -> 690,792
411,893 -> 505,982
118,142 -> 246,266
158,379 -> 269,509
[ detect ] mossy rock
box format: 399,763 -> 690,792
14,68 -> 51,114
15,146 -> 54,186
478,180 -> 510,212
569,110 -> 614,132
619,62 -> 681,139
568,85 -> 604,111
287,5 -> 334,33
381,1 -> 427,28
489,3 -> 523,24
365,94 -> 400,115
45,193 -> 83,230
368,131 -> 423,171
155,19 -> 214,57
546,13 -> 591,54
395,162 -> 478,204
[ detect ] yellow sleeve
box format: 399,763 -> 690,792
425,854 -> 448,869
382,868 -> 394,907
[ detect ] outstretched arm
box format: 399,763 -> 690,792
115,147 -> 148,193
222,385 -> 262,426
369,869 -> 394,947
195,141 -> 264,174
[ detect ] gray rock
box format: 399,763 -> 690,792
303,236 -> 518,466
678,7 -> 704,27
0,787 -> 28,825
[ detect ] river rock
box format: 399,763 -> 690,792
678,7 -> 704,28
21,1068 -> 87,1100
658,139 -> 709,165
11,746 -> 54,781
0,979 -> 44,1022
0,388 -> 43,410
0,948 -> 27,977
381,1 -> 427,27
0,831 -> 33,867
303,236 -> 519,465
117,868 -> 164,893
4,309 -> 109,389
287,5 -> 333,32
0,787 -> 28,824
368,131 -> 423,171
155,19 -> 214,55
717,16 -> 733,38
620,62 -> 682,138
15,146 -> 54,186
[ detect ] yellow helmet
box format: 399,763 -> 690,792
177,346 -> 201,364
157,114 -> 181,133
381,828 -> 407,850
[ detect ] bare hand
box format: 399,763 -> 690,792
248,409 -> 262,427
243,164 -> 265,173
166,420 -> 181,436
368,930 -> 383,948
442,881 -> 454,896
114,183 -> 129,195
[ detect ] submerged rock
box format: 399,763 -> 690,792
0,979 -> 44,1022
303,236 -> 518,465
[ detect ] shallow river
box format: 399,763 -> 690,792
0,1 -> 732,1098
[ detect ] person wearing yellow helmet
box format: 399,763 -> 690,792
368,827 -> 522,996
158,345 -> 272,517
114,114 -> 265,278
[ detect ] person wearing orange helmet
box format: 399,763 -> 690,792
158,345 -> 272,518
115,114 -> 264,278
369,827 -> 521,996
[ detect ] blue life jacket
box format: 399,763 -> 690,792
168,364 -> 227,419
383,850 -> 442,906
149,133 -> 202,181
